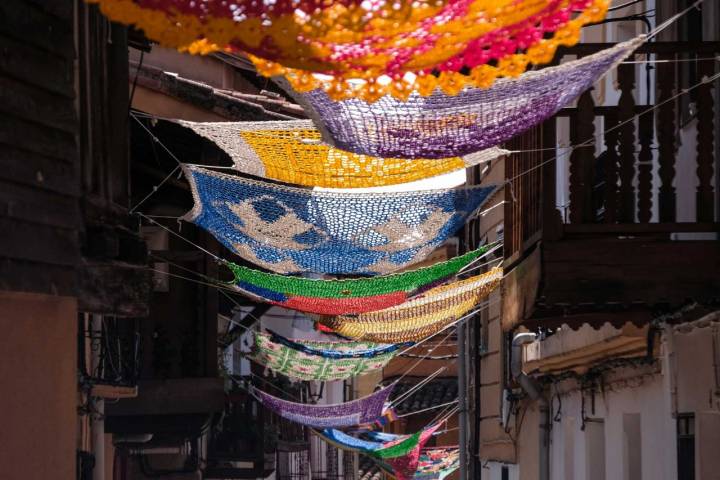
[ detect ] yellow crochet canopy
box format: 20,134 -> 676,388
178,120 -> 507,188
320,267 -> 502,343
88,0 -> 609,102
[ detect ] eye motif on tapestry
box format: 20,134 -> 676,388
177,119 -> 507,188
88,0 -> 609,102
287,37 -> 645,158
321,267 -> 503,343
183,165 -> 497,275
253,384 -> 394,429
248,331 -> 401,382
224,246 -> 493,315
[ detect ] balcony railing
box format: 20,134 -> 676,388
78,316 -> 141,391
504,40 -> 720,263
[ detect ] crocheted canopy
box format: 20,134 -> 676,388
320,268 -> 503,343
415,449 -> 461,480
317,423 -> 438,460
378,423 -> 442,480
249,332 -> 398,381
225,246 -> 494,315
266,330 -> 412,359
89,0 -> 608,102
178,120 -> 507,188
184,165 -> 497,275
376,447 -> 460,480
253,384 -> 394,428
290,37 -> 645,158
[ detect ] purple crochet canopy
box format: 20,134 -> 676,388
286,37 -> 644,159
253,384 -> 394,428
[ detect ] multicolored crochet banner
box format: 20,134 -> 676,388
248,331 -> 398,381
178,120 -> 507,188
225,246 -> 493,315
376,447 -> 460,480
266,330 -> 412,359
288,38 -> 645,158
184,165 -> 497,275
318,426 -> 453,479
253,384 -> 394,428
88,0 -> 608,102
321,268 -> 503,343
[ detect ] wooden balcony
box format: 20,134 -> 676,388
502,41 -> 720,331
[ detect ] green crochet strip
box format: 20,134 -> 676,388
369,430 -> 423,459
225,244 -> 493,299
249,332 -> 397,382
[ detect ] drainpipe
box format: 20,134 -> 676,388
458,320 -> 468,480
91,314 -> 105,480
511,333 -> 549,480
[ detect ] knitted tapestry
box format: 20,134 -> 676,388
266,330 -> 412,359
316,423 -> 437,459
290,37 -> 645,158
225,246 -> 494,315
88,0 -> 608,102
183,165 -> 498,275
177,119 -> 507,188
380,423 -> 442,480
249,332 -> 398,381
414,448 -> 461,480
253,384 -> 394,428
374,447 -> 460,480
320,268 -> 503,343
315,428 -> 396,454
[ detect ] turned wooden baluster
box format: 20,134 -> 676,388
569,88 -> 596,224
603,112 -> 620,223
695,59 -> 716,222
637,110 -> 654,223
656,53 -> 677,223
617,63 -> 637,223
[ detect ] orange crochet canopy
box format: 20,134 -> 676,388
88,0 -> 609,101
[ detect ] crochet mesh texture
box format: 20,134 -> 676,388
253,383 -> 394,428
321,268 -> 503,342
249,332 -> 397,381
184,165 -> 497,275
87,0 -> 608,101
226,246 -> 490,298
266,330 -> 411,359
290,38 -> 644,158
178,119 -> 507,188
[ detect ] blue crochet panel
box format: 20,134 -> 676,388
183,165 -> 497,275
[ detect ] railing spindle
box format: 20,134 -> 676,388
617,63 -> 637,223
637,110 -> 654,223
695,59 -> 716,222
603,112 -> 620,223
657,53 -> 677,222
569,88 -> 596,223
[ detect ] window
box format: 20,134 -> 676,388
622,413 -> 642,480
585,420 -> 606,480
677,413 -> 695,480
501,465 -> 509,480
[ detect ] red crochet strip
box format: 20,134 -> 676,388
276,291 -> 407,315
385,423 -> 442,480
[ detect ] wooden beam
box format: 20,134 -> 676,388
90,384 -> 139,399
